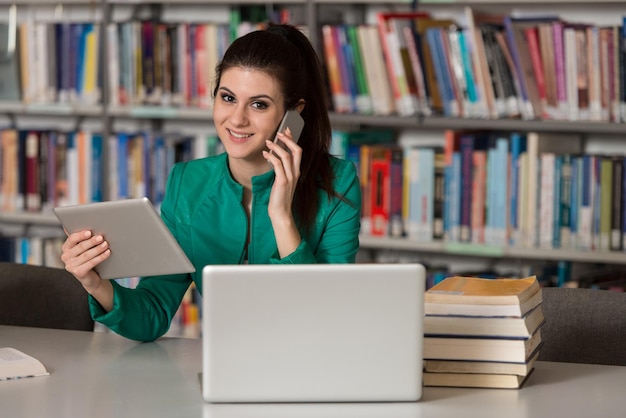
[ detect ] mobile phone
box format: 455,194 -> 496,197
271,110 -> 305,153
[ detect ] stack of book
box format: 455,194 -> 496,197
423,275 -> 544,389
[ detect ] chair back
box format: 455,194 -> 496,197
0,262 -> 94,331
538,287 -> 626,366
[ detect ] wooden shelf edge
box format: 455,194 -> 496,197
359,236 -> 626,265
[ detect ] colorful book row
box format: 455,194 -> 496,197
0,11 -> 294,107
333,128 -> 626,253
0,128 -> 224,213
321,9 -> 626,122
0,235 -> 64,268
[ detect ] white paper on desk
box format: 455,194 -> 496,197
0,347 -> 50,380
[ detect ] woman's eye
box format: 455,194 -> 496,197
220,93 -> 235,103
251,101 -> 269,110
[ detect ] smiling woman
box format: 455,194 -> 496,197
58,24 -> 362,342
213,68 -> 287,166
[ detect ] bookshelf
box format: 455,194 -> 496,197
1,0 -> 626,284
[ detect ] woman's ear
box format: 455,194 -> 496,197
295,99 -> 306,113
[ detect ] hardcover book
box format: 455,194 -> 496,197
425,275 -> 541,317
424,329 -> 542,363
424,304 -> 545,338
423,368 -> 534,389
424,347 -> 539,376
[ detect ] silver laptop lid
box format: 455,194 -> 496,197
202,263 -> 425,403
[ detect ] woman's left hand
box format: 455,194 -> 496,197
263,127 -> 302,219
262,128 -> 303,256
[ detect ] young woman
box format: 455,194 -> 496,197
60,24 -> 362,341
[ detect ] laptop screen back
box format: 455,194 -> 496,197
201,263 -> 425,403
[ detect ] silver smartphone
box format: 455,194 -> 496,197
272,110 -> 305,152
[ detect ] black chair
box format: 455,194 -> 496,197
0,262 -> 94,331
538,287 -> 626,366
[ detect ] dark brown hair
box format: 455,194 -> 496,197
214,24 -> 337,233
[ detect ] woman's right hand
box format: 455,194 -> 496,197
61,230 -> 114,310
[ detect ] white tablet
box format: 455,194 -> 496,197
53,197 -> 195,280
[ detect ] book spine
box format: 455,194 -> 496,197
426,27 -> 455,117
509,132 -> 526,245
559,154 -> 573,249
539,153 -> 555,249
335,25 -> 358,113
433,149 -> 446,240
570,155 -> 581,248
91,134 -> 103,203
494,29 -> 523,118
402,25 -> 430,116
578,155 -> 592,250
346,25 -> 373,114
370,148 -> 391,237
552,155 -> 563,249
405,147 -> 419,240
447,27 -> 471,118
599,156 -> 613,251
552,22 -> 568,120
363,25 -> 395,115
471,150 -> 487,244
525,27 -> 548,119
389,147 -> 404,237
321,25 -> 350,113
193,23 -> 206,108
610,156 -> 623,250
377,16 -> 408,115
503,18 -> 532,119
449,152 -> 462,242
24,131 -> 40,212
419,148 -> 435,240
586,26 -> 602,121
493,137 -> 509,246
574,29 -> 590,121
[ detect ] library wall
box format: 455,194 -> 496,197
1,1 -> 626,292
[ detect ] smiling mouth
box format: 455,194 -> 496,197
228,129 -> 253,140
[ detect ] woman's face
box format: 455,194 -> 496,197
213,67 -> 285,167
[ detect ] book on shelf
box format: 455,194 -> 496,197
0,20 -> 22,101
345,25 -> 374,115
424,304 -> 545,338
322,25 -> 351,113
464,8 -> 511,119
414,17 -> 456,116
369,145 -> 404,237
376,11 -> 430,116
423,368 -> 535,389
423,328 -> 543,363
404,146 -> 436,242
491,25 -> 524,118
0,347 -> 49,380
523,132 -> 583,248
333,25 -> 358,114
424,347 -> 540,377
503,16 -> 561,121
424,275 -> 541,317
357,24 -> 395,116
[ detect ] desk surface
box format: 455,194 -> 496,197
1,325 -> 625,418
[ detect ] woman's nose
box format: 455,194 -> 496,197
229,104 -> 248,126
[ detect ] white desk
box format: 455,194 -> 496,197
1,325 -> 625,418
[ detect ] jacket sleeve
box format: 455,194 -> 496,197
89,162 -> 193,342
269,160 -> 362,264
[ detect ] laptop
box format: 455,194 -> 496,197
201,263 -> 426,403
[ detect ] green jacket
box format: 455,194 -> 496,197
89,153 -> 361,341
